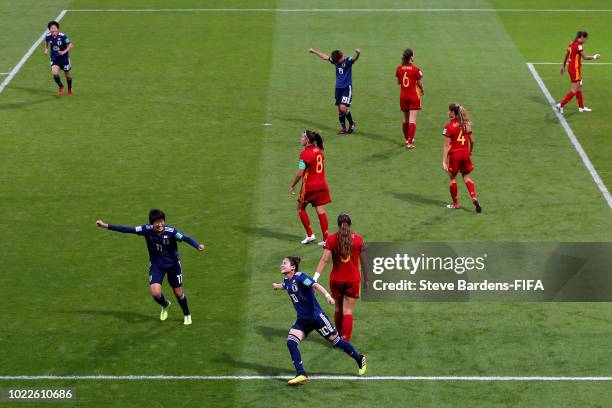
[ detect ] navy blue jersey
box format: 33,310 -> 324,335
108,223 -> 200,268
283,272 -> 323,321
329,56 -> 353,88
45,32 -> 71,61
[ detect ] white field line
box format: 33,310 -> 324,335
66,8 -> 612,12
530,62 -> 612,65
1,375 -> 611,381
0,9 -> 67,95
526,63 -> 612,209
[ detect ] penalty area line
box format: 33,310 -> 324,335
0,9 -> 67,95
526,63 -> 612,209
1,375 -> 612,381
65,8 -> 612,13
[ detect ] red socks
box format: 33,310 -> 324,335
298,208 -> 312,236
408,123 -> 417,144
341,314 -> 354,341
334,310 -> 343,336
317,212 -> 329,240
450,181 -> 458,205
576,90 -> 584,108
560,91 -> 575,107
402,122 -> 410,142
465,180 -> 477,200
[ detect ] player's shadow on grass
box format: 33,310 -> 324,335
235,226 -> 297,242
217,351 -> 342,378
390,191 -> 448,208
57,309 -> 154,323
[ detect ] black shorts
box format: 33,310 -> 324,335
149,263 -> 183,288
50,59 -> 71,72
334,86 -> 352,106
292,312 -> 337,339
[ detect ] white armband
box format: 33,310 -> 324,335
313,272 -> 320,282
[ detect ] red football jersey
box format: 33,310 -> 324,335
395,63 -> 423,100
443,119 -> 471,151
325,232 -> 365,283
299,145 -> 328,191
568,40 -> 583,73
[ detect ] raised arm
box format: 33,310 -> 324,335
352,48 -> 361,63
309,48 -> 330,61
312,282 -> 335,305
313,248 -> 332,282
96,220 -> 139,234
175,230 -> 205,251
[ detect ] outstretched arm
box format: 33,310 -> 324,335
96,220 -> 139,234
312,282 -> 335,305
313,249 -> 331,282
309,48 -> 330,61
174,229 -> 205,251
582,52 -> 601,61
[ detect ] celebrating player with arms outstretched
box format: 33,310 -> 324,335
96,209 -> 205,325
290,130 -> 331,246
395,48 -> 424,149
309,47 -> 360,134
273,256 -> 366,385
313,213 -> 366,341
556,31 -> 601,113
442,104 -> 482,213
43,21 -> 74,96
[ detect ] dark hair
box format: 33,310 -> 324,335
286,256 -> 301,271
402,48 -> 414,64
304,130 -> 324,149
575,31 -> 588,40
330,50 -> 343,63
48,21 -> 60,30
337,213 -> 353,259
148,208 -> 166,224
449,103 -> 472,133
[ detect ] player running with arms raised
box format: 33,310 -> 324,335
395,48 -> 424,149
556,31 -> 601,113
43,21 -> 74,96
290,130 -> 331,246
96,209 -> 205,325
309,47 -> 360,134
443,104 -> 482,213
273,256 -> 366,385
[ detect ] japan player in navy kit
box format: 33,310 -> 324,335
309,47 -> 361,134
273,256 -> 366,385
96,209 -> 205,325
43,21 -> 74,96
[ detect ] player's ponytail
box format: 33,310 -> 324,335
449,103 -> 472,133
286,256 -> 301,272
305,130 -> 324,149
402,48 -> 414,64
575,31 -> 588,40
337,213 -> 353,259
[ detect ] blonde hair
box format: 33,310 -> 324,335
449,103 -> 472,133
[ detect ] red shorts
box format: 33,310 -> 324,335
330,280 -> 360,301
400,97 -> 422,112
569,69 -> 582,82
299,188 -> 331,207
448,149 -> 474,175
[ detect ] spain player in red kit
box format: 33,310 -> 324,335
313,213 -> 366,341
290,131 -> 331,245
395,48 -> 424,149
443,104 -> 482,213
556,31 -> 601,113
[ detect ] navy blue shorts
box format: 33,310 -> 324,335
149,263 -> 183,288
292,312 -> 338,339
50,58 -> 72,72
334,86 -> 352,106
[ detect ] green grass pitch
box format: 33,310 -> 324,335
1,0 -> 611,406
